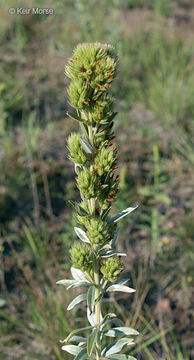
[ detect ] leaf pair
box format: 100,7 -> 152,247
102,337 -> 135,357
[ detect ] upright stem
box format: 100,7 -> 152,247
94,260 -> 101,359
87,122 -> 101,359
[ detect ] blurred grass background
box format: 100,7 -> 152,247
0,0 -> 194,359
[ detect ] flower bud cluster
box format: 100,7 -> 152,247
89,94 -> 114,124
66,43 -> 117,120
86,217 -> 115,246
67,133 -> 88,166
70,243 -> 93,271
76,169 -> 98,199
100,257 -> 123,282
94,147 -> 116,176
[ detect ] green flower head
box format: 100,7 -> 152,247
90,94 -> 114,124
76,169 -> 98,200
94,147 -> 116,176
65,43 -> 117,83
67,133 -> 88,166
100,257 -> 123,282
66,43 -> 118,113
86,217 -> 115,246
70,243 -> 93,272
76,201 -> 90,226
68,79 -> 92,110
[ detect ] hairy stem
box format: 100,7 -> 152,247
88,122 -> 96,215
88,122 -> 101,358
94,258 -> 101,359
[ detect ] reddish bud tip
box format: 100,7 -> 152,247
97,83 -> 103,91
107,197 -> 115,202
82,100 -> 89,105
80,66 -> 86,72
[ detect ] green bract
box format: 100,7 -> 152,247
57,43 -> 138,360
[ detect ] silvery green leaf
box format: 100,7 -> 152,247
102,338 -> 134,357
95,131 -> 105,137
61,326 -> 93,343
109,206 -> 138,223
113,278 -> 130,286
101,250 -> 126,258
71,267 -> 86,281
87,306 -> 96,326
99,122 -> 109,129
104,326 -> 139,337
80,191 -> 86,201
70,280 -> 90,289
87,307 -> 103,326
110,227 -> 121,247
57,276 -> 89,289
76,348 -> 96,359
61,345 -> 82,355
74,347 -> 88,360
108,355 -> 137,360
87,286 -> 95,313
56,279 -> 76,287
80,138 -> 93,154
101,206 -> 111,220
108,112 -> 118,122
106,284 -> 135,293
75,163 -> 82,174
87,328 -> 98,356
56,272 -> 89,289
80,122 -> 88,137
100,313 -> 118,329
70,336 -> 87,343
67,293 -> 87,311
114,327 -> 139,336
74,227 -> 90,243
99,119 -> 109,124
67,111 -> 83,122
77,205 -> 88,216
102,318 -> 124,330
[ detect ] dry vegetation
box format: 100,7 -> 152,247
0,1 -> 194,359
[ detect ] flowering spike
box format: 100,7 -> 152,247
57,43 -> 138,359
